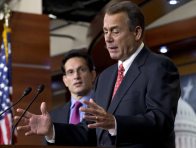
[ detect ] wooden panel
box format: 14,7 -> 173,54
10,11 -> 50,66
51,54 -> 66,72
12,67 -> 52,110
167,46 -> 196,66
90,34 -> 116,75
178,63 -> 196,76
145,17 -> 196,48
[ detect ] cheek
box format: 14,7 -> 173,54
83,75 -> 92,85
124,39 -> 133,50
65,80 -> 72,87
116,37 -> 125,49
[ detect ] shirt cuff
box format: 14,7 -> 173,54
108,116 -> 117,136
45,124 -> 55,143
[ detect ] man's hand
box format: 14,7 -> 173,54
80,99 -> 115,130
14,102 -> 54,138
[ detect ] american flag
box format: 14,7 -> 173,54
0,24 -> 17,144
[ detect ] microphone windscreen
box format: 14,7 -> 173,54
23,87 -> 32,96
38,84 -> 44,93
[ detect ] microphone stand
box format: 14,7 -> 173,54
0,87 -> 32,117
10,85 -> 44,145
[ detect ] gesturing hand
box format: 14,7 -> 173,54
14,102 -> 54,138
80,99 -> 115,130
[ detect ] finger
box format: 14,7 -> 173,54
83,99 -> 98,109
14,116 -> 20,120
40,102 -> 48,116
80,107 -> 98,116
25,131 -> 35,136
90,98 -> 95,103
16,108 -> 33,118
14,116 -> 29,124
17,125 -> 31,131
83,115 -> 98,122
87,123 -> 101,129
87,121 -> 114,130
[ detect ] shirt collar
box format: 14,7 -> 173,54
70,90 -> 93,109
118,42 -> 144,76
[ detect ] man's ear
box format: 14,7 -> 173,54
134,26 -> 142,41
91,70 -> 97,83
63,75 -> 68,87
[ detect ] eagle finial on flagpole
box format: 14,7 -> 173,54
4,3 -> 11,28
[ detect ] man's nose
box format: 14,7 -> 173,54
73,70 -> 80,79
105,33 -> 113,43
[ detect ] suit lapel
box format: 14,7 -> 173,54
60,101 -> 71,123
108,46 -> 150,114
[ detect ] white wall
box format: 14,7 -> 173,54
9,0 -> 42,14
50,19 -> 90,56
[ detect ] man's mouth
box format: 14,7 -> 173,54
108,47 -> 118,53
74,82 -> 82,86
107,46 -> 118,51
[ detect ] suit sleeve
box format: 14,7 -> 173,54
54,121 -> 97,146
115,58 -> 180,146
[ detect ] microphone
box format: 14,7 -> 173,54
0,87 -> 32,116
37,84 -> 44,93
10,84 -> 45,145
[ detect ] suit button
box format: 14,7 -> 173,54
100,140 -> 104,146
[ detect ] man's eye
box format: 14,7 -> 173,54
113,31 -> 119,34
103,31 -> 108,35
80,68 -> 86,72
67,70 -> 73,74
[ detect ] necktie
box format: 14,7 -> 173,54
70,101 -> 82,124
111,63 -> 125,101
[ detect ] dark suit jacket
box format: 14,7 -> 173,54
53,45 -> 181,148
43,101 -> 71,145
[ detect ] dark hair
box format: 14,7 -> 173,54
61,49 -> 94,74
105,1 -> 145,39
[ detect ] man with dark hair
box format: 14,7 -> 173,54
15,1 -> 180,147
42,49 -> 96,145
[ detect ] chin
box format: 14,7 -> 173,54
110,55 -> 119,60
109,52 -> 120,60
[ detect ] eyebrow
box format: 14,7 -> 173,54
66,65 -> 87,72
103,25 -> 119,31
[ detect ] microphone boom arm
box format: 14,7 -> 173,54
10,85 -> 44,145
